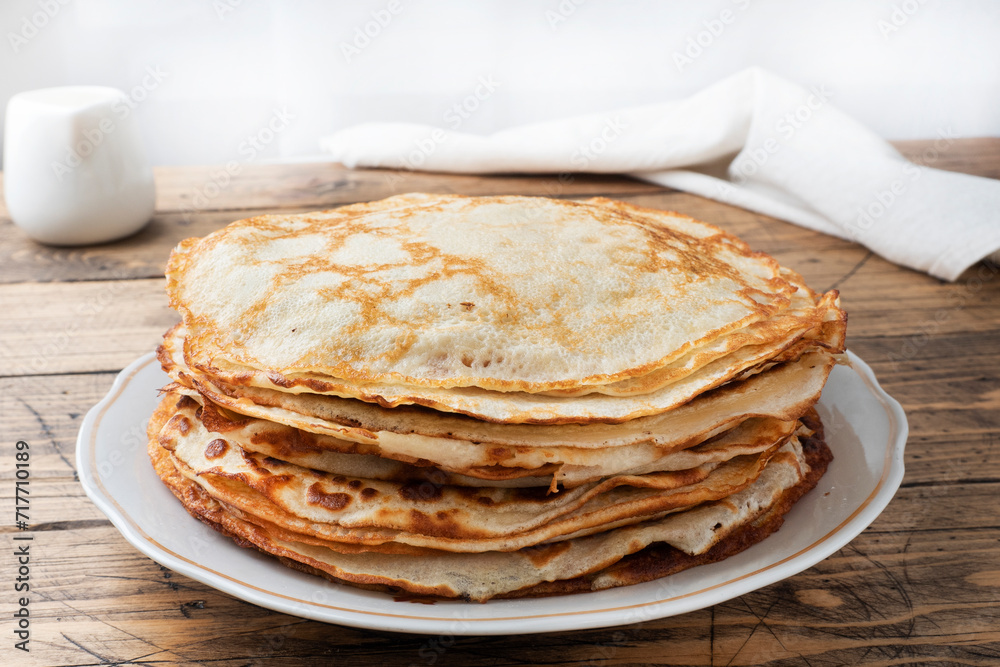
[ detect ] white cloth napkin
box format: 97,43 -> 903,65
321,68 -> 1000,281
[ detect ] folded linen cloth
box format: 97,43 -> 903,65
321,68 -> 1000,281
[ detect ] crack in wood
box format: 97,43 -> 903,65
18,396 -> 76,475
61,632 -> 112,665
0,518 -> 111,532
827,250 -> 874,291
900,478 -> 1000,489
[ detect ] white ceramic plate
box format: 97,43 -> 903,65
77,351 -> 906,636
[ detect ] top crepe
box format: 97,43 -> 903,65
166,194 -> 803,394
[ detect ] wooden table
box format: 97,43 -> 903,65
3,139 -> 999,666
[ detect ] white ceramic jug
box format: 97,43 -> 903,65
3,86 -> 155,245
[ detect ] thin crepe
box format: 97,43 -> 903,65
166,194 -> 810,393
159,348 -> 835,483
150,422 -> 829,601
156,393 -> 800,552
163,393 -> 798,488
160,293 -> 844,423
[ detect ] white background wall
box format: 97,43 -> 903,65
2,0 -> 998,167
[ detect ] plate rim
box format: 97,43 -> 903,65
76,350 -> 907,635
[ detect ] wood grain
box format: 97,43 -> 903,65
1,279 -> 175,377
0,168 -> 664,285
2,138 -> 999,666
1,138 -> 995,286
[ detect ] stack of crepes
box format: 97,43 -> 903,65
148,193 -> 846,602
